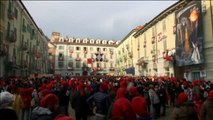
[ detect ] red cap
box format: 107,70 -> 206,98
177,92 -> 188,105
40,93 -> 59,108
129,87 -> 139,96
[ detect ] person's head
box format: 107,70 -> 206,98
177,92 -> 188,105
116,88 -> 127,99
0,91 -> 14,108
38,89 -> 50,100
40,93 -> 59,112
129,87 -> 139,97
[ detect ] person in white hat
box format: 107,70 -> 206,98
0,91 -> 18,120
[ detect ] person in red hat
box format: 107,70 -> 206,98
31,93 -> 59,120
110,88 -> 136,120
201,90 -> 213,120
130,87 -> 152,120
19,86 -> 33,120
170,92 -> 198,120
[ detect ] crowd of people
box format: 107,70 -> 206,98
0,75 -> 213,120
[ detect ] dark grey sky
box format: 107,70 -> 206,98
23,1 -> 177,41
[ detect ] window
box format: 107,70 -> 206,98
76,47 -> 80,50
0,2 -> 5,20
110,62 -> 113,67
97,63 -> 101,68
103,48 -> 106,51
68,61 -> 73,67
91,53 -> 93,58
163,20 -> 166,32
110,54 -> 113,59
97,48 -> 100,52
58,46 -> 64,50
90,47 -> 93,51
77,52 -> 80,58
15,8 -> 18,19
152,27 -> 155,36
83,47 -> 87,51
192,72 -> 200,80
76,62 -> 80,68
27,24 -> 31,33
58,62 -> 64,68
69,53 -> 72,58
0,32 -> 3,44
104,63 -> 106,68
84,53 -> 87,58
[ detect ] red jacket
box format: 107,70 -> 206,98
19,88 -> 33,109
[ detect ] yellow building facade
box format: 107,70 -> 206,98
0,0 -> 49,77
115,26 -> 142,76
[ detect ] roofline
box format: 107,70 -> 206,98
18,0 -> 47,38
116,29 -> 136,47
133,0 -> 187,38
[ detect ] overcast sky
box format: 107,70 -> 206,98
22,1 -> 177,41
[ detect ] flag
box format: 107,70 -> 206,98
87,58 -> 93,64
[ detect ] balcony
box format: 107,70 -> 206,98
67,67 -> 74,71
6,30 -> 17,43
0,44 -> 8,57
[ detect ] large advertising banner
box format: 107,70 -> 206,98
175,1 -> 204,67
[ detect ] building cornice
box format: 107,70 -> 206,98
51,42 -> 117,47
133,0 -> 187,38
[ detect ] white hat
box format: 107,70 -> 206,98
0,91 -> 13,107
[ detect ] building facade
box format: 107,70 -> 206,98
115,26 -> 143,76
131,0 -> 213,80
50,32 -> 119,76
0,0 -> 49,77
